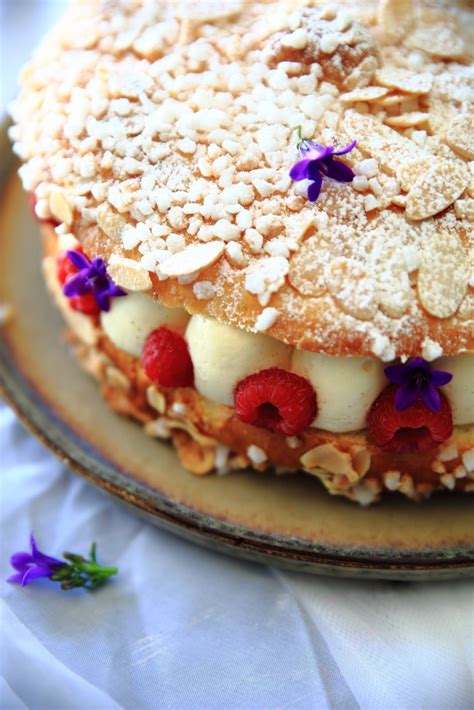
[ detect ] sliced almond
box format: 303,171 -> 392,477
344,110 -> 433,177
146,386 -> 166,414
108,255 -> 152,291
105,365 -> 131,392
385,112 -> 428,128
457,294 -> 474,321
427,97 -> 455,136
406,161 -> 469,221
396,157 -> 435,192
288,235 -> 328,297
417,230 -> 469,318
454,199 -> 474,222
375,68 -> 432,95
375,93 -> 403,107
406,25 -> 466,60
301,443 -> 357,481
159,240 -> 224,277
49,189 -> 73,225
176,0 -> 242,22
376,0 -> 414,43
446,114 -> 474,161
97,205 -> 128,242
340,86 -> 389,103
351,446 -> 371,477
326,257 -> 378,320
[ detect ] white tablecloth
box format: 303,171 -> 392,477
1,400 -> 473,710
1,3 -> 473,707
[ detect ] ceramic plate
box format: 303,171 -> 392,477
1,144 -> 473,580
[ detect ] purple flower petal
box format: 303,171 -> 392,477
408,356 -> 428,371
10,552 -> 33,571
384,363 -> 409,385
289,158 -> 314,181
322,157 -> 354,183
21,566 -> 53,586
66,250 -> 91,270
307,175 -> 323,202
63,272 -> 90,297
395,382 -> 419,411
429,369 -> 453,387
420,382 -> 441,412
30,534 -> 64,568
302,144 -> 333,160
333,139 -> 357,156
94,290 -> 110,312
7,573 -> 25,585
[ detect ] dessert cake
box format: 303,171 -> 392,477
9,0 -> 473,504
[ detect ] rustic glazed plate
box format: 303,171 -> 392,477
1,148 -> 473,580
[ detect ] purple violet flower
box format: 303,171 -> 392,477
289,129 -> 357,202
8,535 -> 118,591
8,534 -> 64,586
63,251 -> 126,312
384,357 -> 453,413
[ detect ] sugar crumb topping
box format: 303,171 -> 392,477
10,0 -> 473,358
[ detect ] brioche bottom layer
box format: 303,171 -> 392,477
41,227 -> 473,504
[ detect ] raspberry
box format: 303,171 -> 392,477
28,192 -> 59,227
69,293 -> 101,316
56,249 -> 84,285
234,367 -> 317,436
367,385 -> 453,453
142,327 -> 194,388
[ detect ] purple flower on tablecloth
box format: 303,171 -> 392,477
63,251 -> 126,312
289,128 -> 357,202
8,534 -> 118,591
8,534 -> 64,586
384,357 -> 452,413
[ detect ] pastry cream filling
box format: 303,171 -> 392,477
291,350 -> 387,433
100,293 -> 189,357
185,314 -> 292,406
436,355 -> 474,426
101,296 -> 473,431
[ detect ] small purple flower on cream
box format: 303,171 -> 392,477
63,251 -> 126,312
289,129 -> 357,202
384,357 -> 452,413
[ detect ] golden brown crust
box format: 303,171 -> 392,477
10,0 -> 473,361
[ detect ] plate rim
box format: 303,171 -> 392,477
1,352 -> 473,576
1,126 -> 473,579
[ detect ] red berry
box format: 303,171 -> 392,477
56,249 -> 83,285
28,192 -> 60,227
234,367 -> 317,436
367,385 -> 453,453
69,293 -> 100,316
142,327 -> 194,388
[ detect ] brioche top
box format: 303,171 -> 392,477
10,0 -> 474,359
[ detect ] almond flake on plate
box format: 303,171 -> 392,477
159,241 -> 224,277
385,112 -> 428,128
340,86 -> 389,103
375,68 -> 432,95
446,114 -> 474,161
405,161 -> 469,221
107,256 -> 152,291
417,230 -> 469,318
